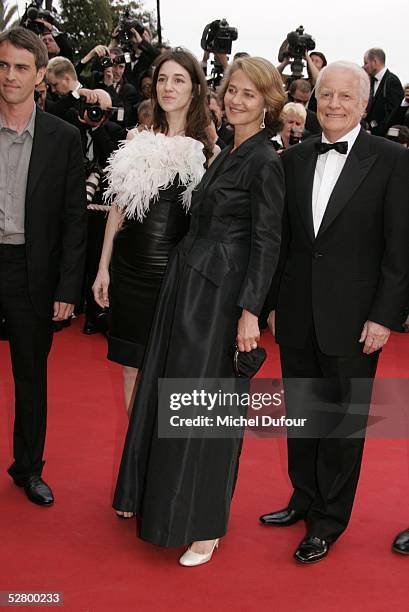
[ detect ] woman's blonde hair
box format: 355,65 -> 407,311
217,56 -> 286,135
280,102 -> 307,124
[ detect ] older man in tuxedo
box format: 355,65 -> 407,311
260,61 -> 409,563
0,28 -> 86,505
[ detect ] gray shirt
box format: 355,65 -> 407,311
0,104 -> 36,245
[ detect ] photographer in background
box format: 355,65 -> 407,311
287,79 -> 320,134
271,102 -> 306,152
45,56 -> 97,120
363,47 -> 404,136
20,3 -> 74,61
109,25 -> 159,90
385,83 -> 409,131
76,45 -> 138,128
76,89 -> 125,335
208,90 -> 234,146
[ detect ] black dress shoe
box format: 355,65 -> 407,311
294,536 -> 329,564
259,507 -> 304,526
392,528 -> 409,555
82,320 -> 98,335
15,476 -> 54,506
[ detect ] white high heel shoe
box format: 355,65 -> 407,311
179,539 -> 219,567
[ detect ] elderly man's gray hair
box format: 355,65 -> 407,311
315,61 -> 370,102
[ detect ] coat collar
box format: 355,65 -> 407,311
198,129 -> 269,194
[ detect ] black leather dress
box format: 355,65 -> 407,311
108,181 -> 189,368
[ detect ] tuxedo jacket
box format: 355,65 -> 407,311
269,129 -> 409,356
366,69 -> 404,136
24,109 -> 87,317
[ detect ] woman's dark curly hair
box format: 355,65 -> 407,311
151,48 -> 212,160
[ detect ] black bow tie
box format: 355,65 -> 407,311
315,141 -> 348,155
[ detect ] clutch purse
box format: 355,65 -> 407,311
233,345 -> 267,378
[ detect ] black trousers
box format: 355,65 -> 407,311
279,325 -> 379,542
0,245 -> 53,482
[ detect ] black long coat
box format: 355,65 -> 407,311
113,130 -> 284,547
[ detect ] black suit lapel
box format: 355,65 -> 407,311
316,130 -> 378,238
367,69 -> 389,113
293,139 -> 318,242
26,110 -> 57,204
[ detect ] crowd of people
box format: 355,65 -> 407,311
0,8 -> 409,572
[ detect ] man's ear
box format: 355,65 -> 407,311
35,66 -> 46,87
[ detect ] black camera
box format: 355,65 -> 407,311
78,98 -> 125,125
20,2 -> 57,35
78,98 -> 111,124
201,19 -> 238,55
279,25 -> 315,80
116,8 -> 145,52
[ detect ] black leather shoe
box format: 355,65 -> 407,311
392,528 -> 409,555
259,507 -> 305,526
82,320 -> 98,335
15,476 -> 54,506
294,536 -> 329,564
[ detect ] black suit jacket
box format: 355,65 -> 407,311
25,109 -> 87,317
269,129 -> 409,356
366,69 -> 404,136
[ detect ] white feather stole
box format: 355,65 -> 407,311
103,130 -> 206,221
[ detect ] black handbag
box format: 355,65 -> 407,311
233,345 -> 267,378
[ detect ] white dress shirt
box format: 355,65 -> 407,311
373,67 -> 387,95
312,123 -> 361,236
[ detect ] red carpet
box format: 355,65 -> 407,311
0,320 -> 408,611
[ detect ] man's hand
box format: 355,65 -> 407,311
53,302 -> 74,321
267,310 -> 276,336
78,88 -> 99,104
130,27 -> 143,48
359,320 -> 390,354
82,45 -> 109,64
104,67 -> 114,87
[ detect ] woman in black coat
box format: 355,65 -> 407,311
113,56 -> 286,566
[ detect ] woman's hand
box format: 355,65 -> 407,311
93,267 -> 110,308
237,309 -> 260,352
267,310 -> 276,336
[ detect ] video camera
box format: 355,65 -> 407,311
201,19 -> 238,55
116,8 -> 145,53
20,1 -> 58,36
278,25 -> 315,80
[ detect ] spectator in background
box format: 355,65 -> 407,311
271,102 -> 306,152
75,45 -> 139,129
109,26 -> 160,91
386,83 -> 409,130
136,99 -> 153,129
35,77 -> 47,111
305,51 -> 327,112
208,90 -> 234,146
35,17 -> 74,61
287,79 -> 320,134
363,47 -> 404,136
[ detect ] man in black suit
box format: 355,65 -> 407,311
0,28 -> 87,505
260,61 -> 409,563
363,48 -> 404,136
